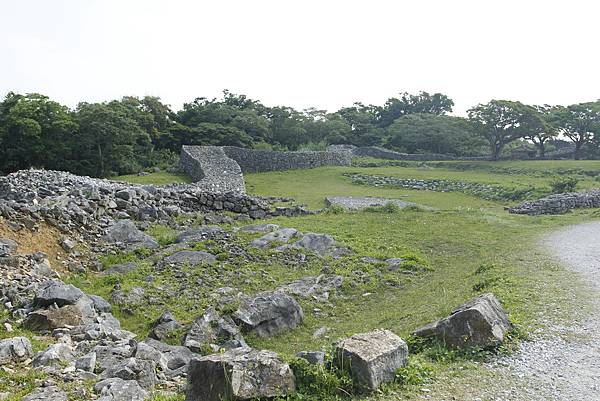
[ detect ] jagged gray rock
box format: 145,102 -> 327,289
250,228 -> 300,248
94,378 -> 148,401
148,311 -> 181,342
183,307 -> 245,353
413,293 -> 510,349
102,220 -> 159,250
0,238 -> 18,256
185,348 -> 295,401
32,343 -> 74,367
277,275 -> 343,302
22,386 -> 68,401
233,292 -> 303,337
176,226 -> 224,243
0,336 -> 33,364
100,357 -> 157,389
335,329 -> 408,391
33,280 -> 85,307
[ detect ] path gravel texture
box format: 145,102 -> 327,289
495,221 -> 600,400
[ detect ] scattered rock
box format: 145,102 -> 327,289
237,224 -> 279,234
234,292 -> 303,337
0,238 -> 18,256
33,280 -> 84,308
100,357 -> 157,389
176,226 -> 224,243
413,293 -> 510,349
277,275 -> 343,302
335,329 -> 408,391
75,352 -> 97,372
186,348 -> 295,401
296,350 -> 325,365
103,262 -> 138,275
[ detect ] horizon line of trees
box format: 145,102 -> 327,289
1,90 -> 600,178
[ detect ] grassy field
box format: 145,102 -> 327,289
102,159 -> 600,399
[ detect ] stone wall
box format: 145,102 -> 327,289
508,190 -> 600,215
351,146 -> 457,161
180,146 -> 246,193
221,146 -> 352,173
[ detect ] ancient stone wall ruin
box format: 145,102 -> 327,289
180,145 -> 246,193
508,190 -> 600,215
181,146 -> 352,187
221,146 -> 352,173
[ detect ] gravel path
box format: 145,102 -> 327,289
496,221 -> 600,400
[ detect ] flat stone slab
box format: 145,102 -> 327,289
325,196 -> 416,210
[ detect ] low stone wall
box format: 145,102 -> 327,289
180,146 -> 246,193
508,190 -> 600,215
221,146 -> 352,173
351,146 -> 456,161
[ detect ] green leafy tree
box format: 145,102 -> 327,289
385,113 -> 485,156
467,100 -> 534,159
521,105 -> 556,158
0,92 -> 78,173
550,102 -> 600,159
377,91 -> 454,127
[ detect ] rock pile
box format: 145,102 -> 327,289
508,189 -> 600,215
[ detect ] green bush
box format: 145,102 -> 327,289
549,176 -> 579,193
288,356 -> 354,400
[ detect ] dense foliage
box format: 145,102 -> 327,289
1,89 -> 600,177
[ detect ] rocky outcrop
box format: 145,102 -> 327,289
413,293 -> 510,349
233,292 -> 304,337
183,308 -> 245,353
325,196 -> 417,210
185,348 -> 295,401
335,329 -> 408,391
102,220 -> 159,250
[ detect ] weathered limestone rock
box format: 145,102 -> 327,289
148,311 -> 181,341
185,348 -> 295,401
22,386 -> 68,401
33,280 -> 85,307
100,357 -> 157,389
0,238 -> 18,256
102,220 -> 159,250
335,329 -> 408,391
75,352 -> 97,372
250,228 -> 300,248
0,336 -> 33,364
163,251 -> 216,266
277,275 -> 343,302
233,292 -> 303,337
176,226 -> 224,243
32,343 -> 74,367
24,297 -> 97,331
413,293 -> 510,349
94,378 -> 148,401
296,350 -> 326,365
183,307 -> 245,353
237,223 -> 279,234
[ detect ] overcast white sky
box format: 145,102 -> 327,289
1,0 -> 599,115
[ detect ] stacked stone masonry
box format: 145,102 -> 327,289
508,190 -> 600,215
180,146 -> 246,193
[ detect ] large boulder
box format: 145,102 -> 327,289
335,329 -> 408,391
33,280 -> 85,308
413,293 -> 510,349
185,348 -> 295,401
290,233 -> 337,256
140,338 -> 193,371
94,378 -> 148,401
163,251 -> 216,266
0,337 -> 33,364
24,297 -> 97,331
32,343 -> 74,367
183,307 -> 245,353
103,220 -> 159,250
233,292 -> 303,337
100,357 -> 157,389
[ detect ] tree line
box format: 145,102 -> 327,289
1,90 -> 599,177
